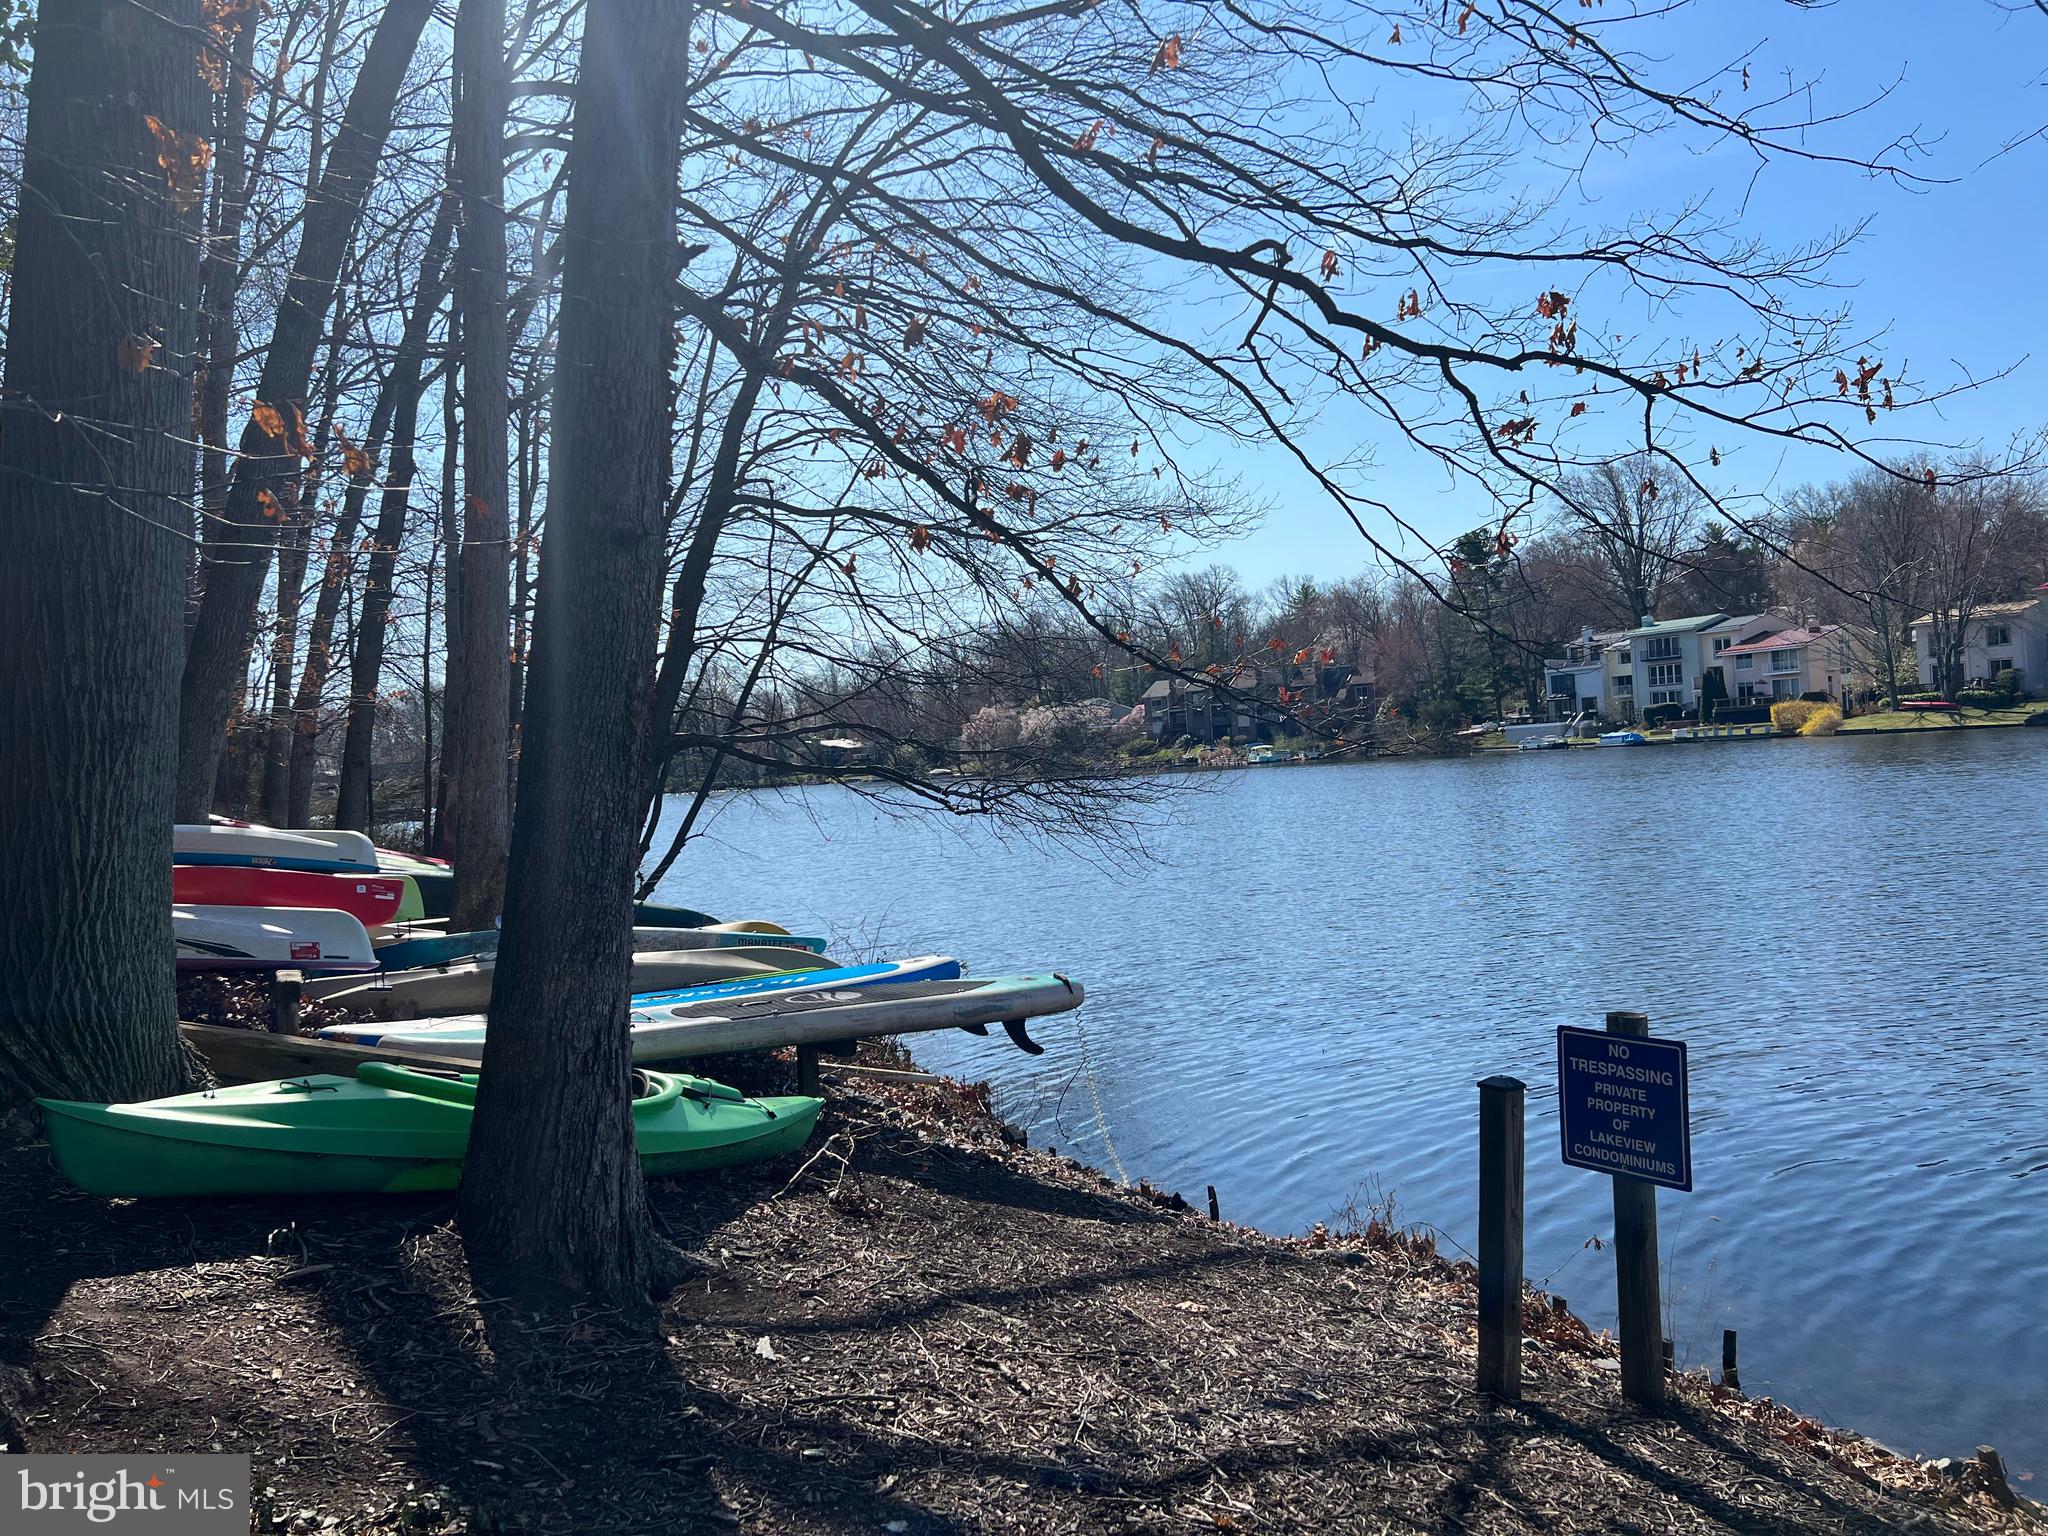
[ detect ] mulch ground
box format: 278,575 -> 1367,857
2,1046 -> 2038,1536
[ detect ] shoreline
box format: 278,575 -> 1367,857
4,1044 -> 2038,1535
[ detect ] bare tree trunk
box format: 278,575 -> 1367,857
256,491 -> 311,823
0,0 -> 204,1107
508,384 -> 541,751
175,0 -> 435,819
434,351 -> 463,855
195,10 -> 258,585
459,0 -> 689,1303
335,393 -> 425,833
444,0 -> 516,928
295,201 -> 459,828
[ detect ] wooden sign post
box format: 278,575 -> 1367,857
1557,1010 -> 1693,1410
1476,1075 -> 1526,1399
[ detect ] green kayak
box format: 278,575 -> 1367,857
36,1064 -> 821,1198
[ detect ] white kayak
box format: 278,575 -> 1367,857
175,905 -> 378,974
316,972 -> 1084,1063
174,823 -> 378,873
304,946 -> 838,1016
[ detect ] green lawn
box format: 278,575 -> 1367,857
1837,698 -> 2048,732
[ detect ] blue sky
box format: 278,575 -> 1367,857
1198,0 -> 2048,591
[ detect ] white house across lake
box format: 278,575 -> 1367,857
1911,588 -> 2048,693
1546,611 -> 1864,722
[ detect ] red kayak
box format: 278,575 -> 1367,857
171,865 -> 409,926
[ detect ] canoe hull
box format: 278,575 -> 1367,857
174,823 -> 378,874
172,866 -> 414,926
632,901 -> 719,928
176,905 -> 378,974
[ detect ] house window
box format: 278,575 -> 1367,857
1769,649 -> 1801,673
1648,688 -> 1682,706
1613,673 -> 1633,692
1646,661 -> 1683,688
1642,636 -> 1681,661
1986,624 -> 2012,646
1737,683 -> 1758,701
1987,657 -> 2014,678
1712,637 -> 1732,654
1736,654 -> 1754,671
1771,677 -> 1797,698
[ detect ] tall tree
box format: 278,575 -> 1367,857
1553,455 -> 1708,625
297,201 -> 460,826
334,203 -> 459,832
459,0 -> 688,1300
0,0 -> 205,1105
445,0 -> 515,925
175,0 -> 435,819
1785,472 -> 1928,709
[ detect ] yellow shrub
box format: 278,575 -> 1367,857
1798,703 -> 1843,736
1770,699 -> 1819,733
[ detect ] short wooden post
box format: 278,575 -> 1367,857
1206,1184 -> 1220,1222
1608,1011 -> 1665,1410
269,969 -> 304,1035
1721,1329 -> 1740,1391
795,1043 -> 821,1095
1477,1074 -> 1525,1400
1976,1446 -> 2018,1507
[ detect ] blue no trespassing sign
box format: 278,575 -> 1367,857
1557,1026 -> 1692,1192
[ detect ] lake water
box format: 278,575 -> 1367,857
649,728 -> 2048,1472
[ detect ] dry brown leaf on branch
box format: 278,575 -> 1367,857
250,400 -> 287,443
142,115 -> 212,214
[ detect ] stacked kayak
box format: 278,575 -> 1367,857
304,945 -> 838,1015
176,906 -> 377,975
630,956 -> 961,1008
370,924 -> 829,972
173,865 -> 422,926
176,823 -> 378,873
36,1062 -> 822,1198
316,970 -> 1083,1065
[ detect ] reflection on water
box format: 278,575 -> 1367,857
651,727 -> 2048,1470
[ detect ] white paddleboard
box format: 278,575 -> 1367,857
317,973 -> 1084,1062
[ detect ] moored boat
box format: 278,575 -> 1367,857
1598,730 -> 1648,746
35,1063 -> 822,1198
